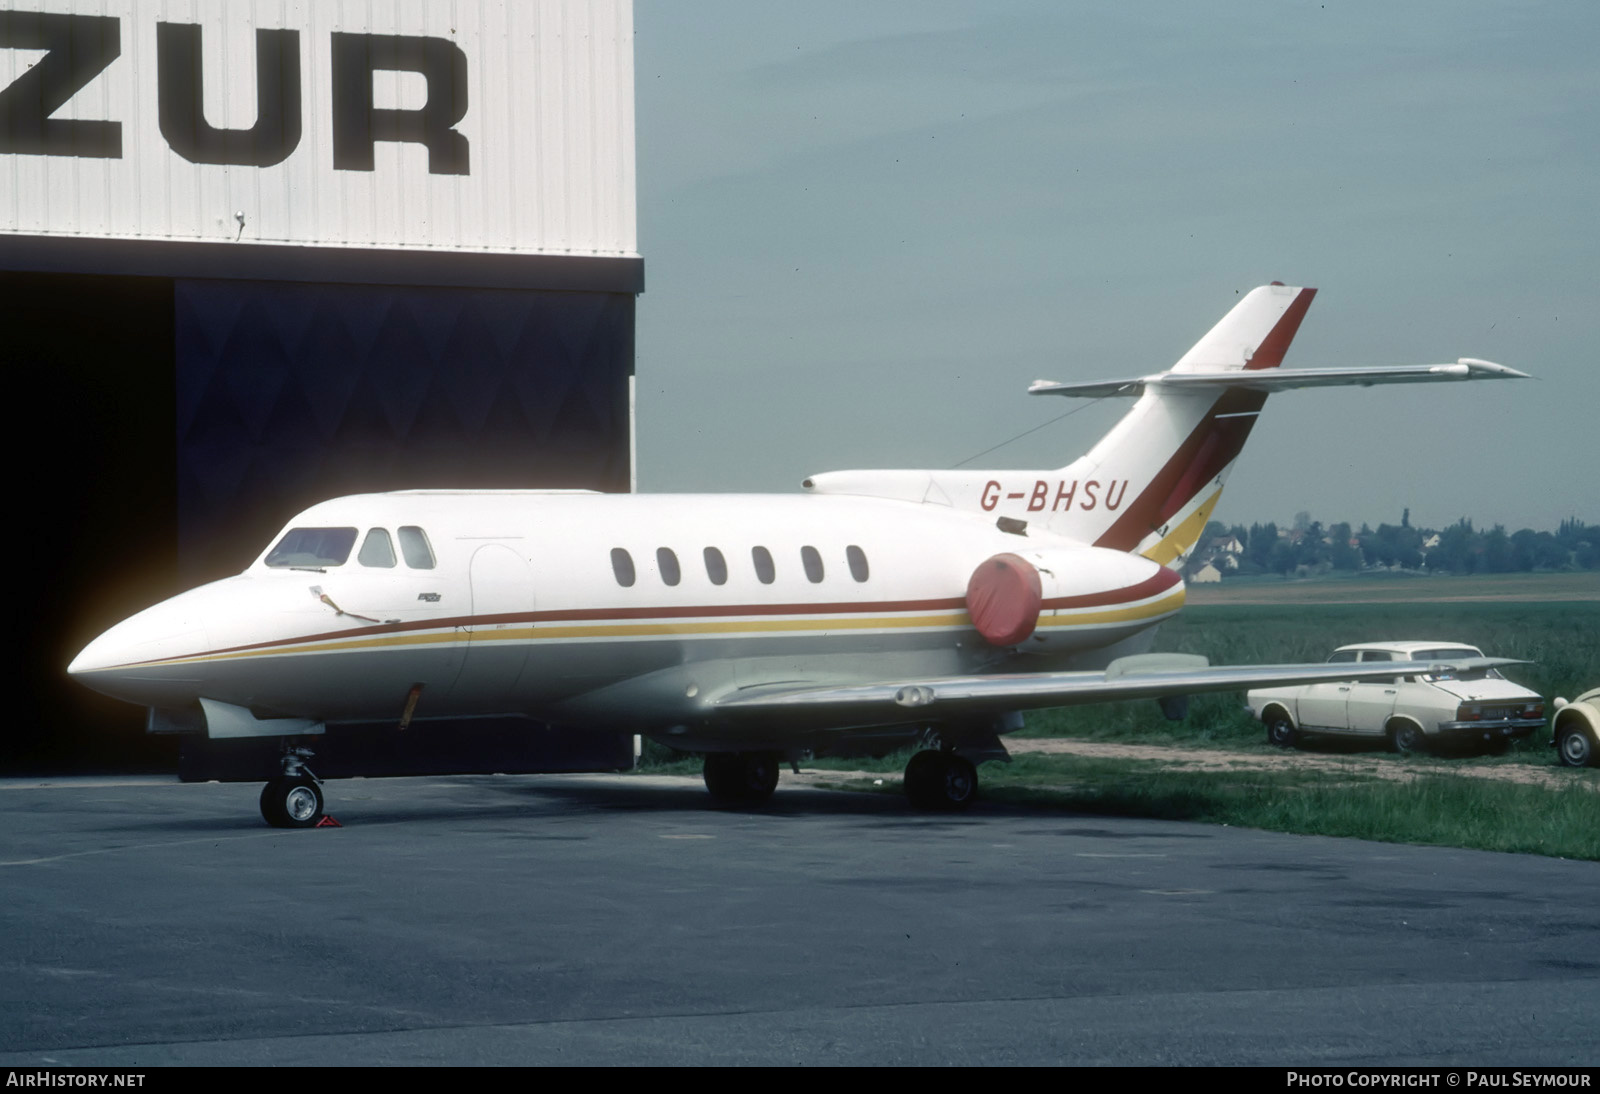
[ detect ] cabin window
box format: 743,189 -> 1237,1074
265,527 -> 358,568
703,547 -> 728,585
657,548 -> 682,586
1327,650 -> 1359,663
357,528 -> 397,568
846,545 -> 869,583
752,546 -> 776,585
398,526 -> 436,569
801,546 -> 825,583
611,548 -> 636,587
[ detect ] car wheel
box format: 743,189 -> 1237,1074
1389,721 -> 1427,756
1264,710 -> 1297,749
1556,723 -> 1596,768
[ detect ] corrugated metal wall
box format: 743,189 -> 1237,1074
1,0 -> 636,257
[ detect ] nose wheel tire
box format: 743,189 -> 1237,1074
904,750 -> 978,811
261,776 -> 325,828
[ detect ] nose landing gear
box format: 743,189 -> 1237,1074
260,746 -> 325,828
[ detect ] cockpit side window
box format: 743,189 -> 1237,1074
358,528 -> 397,568
265,527 -> 358,568
398,526 -> 436,569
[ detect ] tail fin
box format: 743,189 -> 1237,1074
1039,284 -> 1316,564
804,285 -> 1524,569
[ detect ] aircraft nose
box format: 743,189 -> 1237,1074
67,598 -> 212,696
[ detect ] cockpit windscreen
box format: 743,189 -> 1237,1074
265,527 -> 359,568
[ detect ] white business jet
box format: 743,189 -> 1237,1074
69,284 -> 1527,826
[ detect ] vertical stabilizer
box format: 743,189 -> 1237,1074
1044,285 -> 1316,564
802,285 -> 1318,570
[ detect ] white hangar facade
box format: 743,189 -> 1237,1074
2,1 -> 643,773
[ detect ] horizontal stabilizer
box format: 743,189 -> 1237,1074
714,657 -> 1523,725
1029,359 -> 1529,398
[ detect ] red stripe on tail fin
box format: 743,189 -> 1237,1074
1244,288 -> 1317,370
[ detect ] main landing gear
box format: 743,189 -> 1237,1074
698,741 -> 989,811
703,750 -> 783,805
260,746 -> 325,828
903,749 -> 979,811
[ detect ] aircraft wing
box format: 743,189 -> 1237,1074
1029,359 -> 1529,398
713,655 -> 1525,724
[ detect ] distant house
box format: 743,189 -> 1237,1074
1193,562 -> 1223,583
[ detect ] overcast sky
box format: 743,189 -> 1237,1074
630,1 -> 1597,534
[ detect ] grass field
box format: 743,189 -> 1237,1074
1187,570 -> 1598,605
814,756 -> 1599,860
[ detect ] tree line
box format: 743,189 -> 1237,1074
1200,513 -> 1598,576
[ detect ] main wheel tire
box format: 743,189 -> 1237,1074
1264,710 -> 1297,749
1389,721 -> 1428,756
702,751 -> 782,804
1556,724 -> 1596,768
904,750 -> 978,811
260,777 -> 324,828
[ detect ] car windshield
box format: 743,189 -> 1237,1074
265,527 -> 359,568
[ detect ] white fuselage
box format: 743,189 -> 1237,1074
70,489 -> 1183,739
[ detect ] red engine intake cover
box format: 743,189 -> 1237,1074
965,553 -> 1044,646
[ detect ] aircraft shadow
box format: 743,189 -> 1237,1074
85,774 -> 1081,835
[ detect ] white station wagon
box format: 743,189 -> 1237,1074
1247,641 -> 1545,754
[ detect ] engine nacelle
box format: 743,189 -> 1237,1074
964,547 -> 1185,653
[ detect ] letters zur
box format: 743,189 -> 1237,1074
0,12 -> 470,174
981,480 -> 1128,513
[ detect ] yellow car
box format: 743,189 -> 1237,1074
1552,688 -> 1599,768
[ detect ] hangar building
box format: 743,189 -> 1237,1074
2,1 -> 642,775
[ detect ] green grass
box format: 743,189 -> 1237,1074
832,755 -> 1600,860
